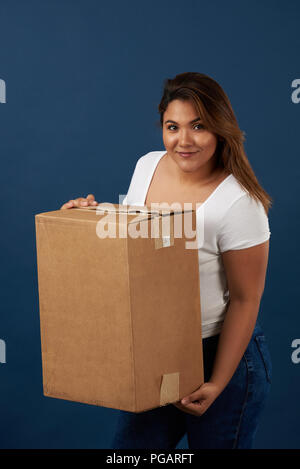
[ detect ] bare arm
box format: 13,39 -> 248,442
209,239 -> 270,392
175,239 -> 270,416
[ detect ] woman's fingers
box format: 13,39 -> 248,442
60,195 -> 98,210
76,198 -> 89,206
60,200 -> 74,210
86,194 -> 98,205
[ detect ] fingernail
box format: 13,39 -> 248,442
182,399 -> 188,404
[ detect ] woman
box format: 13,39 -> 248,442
61,72 -> 273,449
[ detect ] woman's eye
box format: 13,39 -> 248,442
167,124 -> 204,131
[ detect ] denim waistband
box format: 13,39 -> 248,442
251,320 -> 264,337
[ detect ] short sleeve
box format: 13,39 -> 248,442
217,194 -> 271,253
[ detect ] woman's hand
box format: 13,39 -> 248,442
172,382 -> 222,417
60,194 -> 98,210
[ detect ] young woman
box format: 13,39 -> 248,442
61,72 -> 273,449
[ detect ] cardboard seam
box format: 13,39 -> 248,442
38,222 -> 52,353
36,218 -> 98,225
36,216 -> 153,226
44,391 -> 131,407
124,234 -> 137,412
36,221 -> 53,391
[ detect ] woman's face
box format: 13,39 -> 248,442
162,99 -> 219,176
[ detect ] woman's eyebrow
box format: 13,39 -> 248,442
164,117 -> 201,125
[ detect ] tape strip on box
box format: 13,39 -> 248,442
160,372 -> 179,405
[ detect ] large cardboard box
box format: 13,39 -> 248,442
35,203 -> 204,412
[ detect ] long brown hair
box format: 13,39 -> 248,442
157,72 -> 273,215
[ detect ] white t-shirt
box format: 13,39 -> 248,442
122,151 -> 271,338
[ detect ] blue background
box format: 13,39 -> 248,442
0,0 -> 299,449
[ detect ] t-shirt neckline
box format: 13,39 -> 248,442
143,150 -> 233,210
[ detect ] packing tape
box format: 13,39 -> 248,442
72,206 -> 175,249
160,372 -> 179,405
72,204 -> 161,215
153,215 -> 175,250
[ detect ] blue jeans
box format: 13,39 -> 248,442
111,321 -> 272,449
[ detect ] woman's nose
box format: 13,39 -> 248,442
178,129 -> 194,146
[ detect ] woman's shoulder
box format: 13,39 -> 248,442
129,150 -> 162,177
123,151 -> 165,204
214,176 -> 271,252
209,171 -> 250,212
223,175 -> 266,215
136,150 -> 165,166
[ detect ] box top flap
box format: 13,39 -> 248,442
35,203 -> 194,226
80,202 -> 192,216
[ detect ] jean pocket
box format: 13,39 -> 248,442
255,335 -> 272,383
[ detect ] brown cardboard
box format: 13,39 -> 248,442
35,203 -> 204,412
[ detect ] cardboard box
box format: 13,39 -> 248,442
35,203 -> 204,412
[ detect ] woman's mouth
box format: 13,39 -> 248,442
178,151 -> 198,158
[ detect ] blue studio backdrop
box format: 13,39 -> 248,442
0,0 -> 299,449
